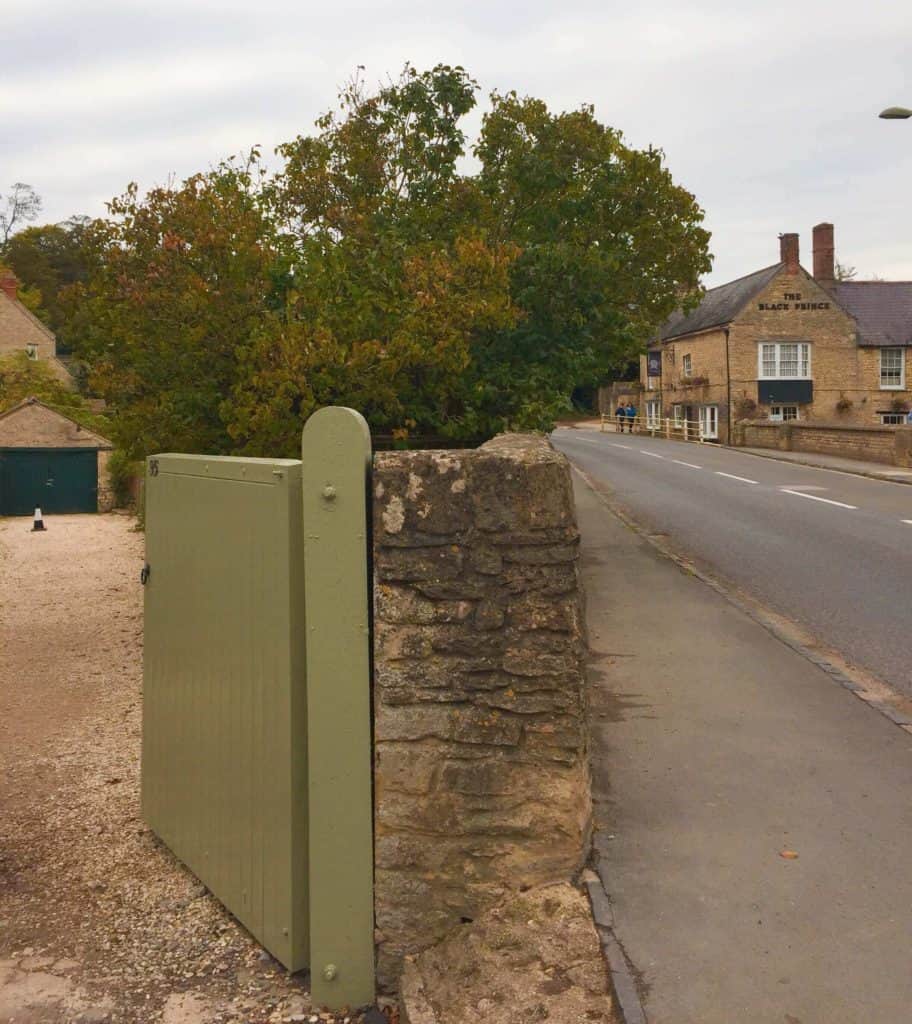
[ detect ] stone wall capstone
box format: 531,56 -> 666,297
372,434 -> 592,989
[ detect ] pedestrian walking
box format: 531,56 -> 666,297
615,403 -> 626,432
625,402 -> 637,433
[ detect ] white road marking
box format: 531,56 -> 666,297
901,519 -> 912,525
716,471 -> 758,485
780,489 -> 857,510
673,459 -> 702,469
640,451 -> 665,459
611,443 -> 630,449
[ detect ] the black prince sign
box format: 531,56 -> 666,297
758,291 -> 830,312
646,351 -> 662,376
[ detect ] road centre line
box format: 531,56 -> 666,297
611,443 -> 630,449
672,459 -> 702,469
716,471 -> 758,484
901,519 -> 912,525
640,450 -> 665,459
780,488 -> 857,510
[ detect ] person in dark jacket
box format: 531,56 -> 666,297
615,403 -> 626,432
624,402 -> 637,432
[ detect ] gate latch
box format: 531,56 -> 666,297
140,563 -> 151,586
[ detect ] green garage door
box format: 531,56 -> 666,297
0,448 -> 98,515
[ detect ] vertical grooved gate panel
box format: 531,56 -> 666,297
142,455 -> 308,970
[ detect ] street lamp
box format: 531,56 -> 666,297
879,106 -> 912,119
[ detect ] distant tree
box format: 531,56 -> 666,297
5,217 -> 93,336
65,153 -> 279,458
0,184 -> 42,247
834,260 -> 857,281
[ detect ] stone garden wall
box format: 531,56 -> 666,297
371,434 -> 592,988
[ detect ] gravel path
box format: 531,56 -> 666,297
0,514 -> 385,1024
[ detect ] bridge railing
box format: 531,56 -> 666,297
600,413 -> 710,442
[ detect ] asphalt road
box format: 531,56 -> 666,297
552,427 -> 912,694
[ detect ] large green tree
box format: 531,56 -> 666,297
226,66 -> 520,454
68,65 -> 711,458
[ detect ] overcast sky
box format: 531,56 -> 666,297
4,0 -> 911,285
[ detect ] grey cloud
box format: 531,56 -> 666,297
3,0 -> 910,283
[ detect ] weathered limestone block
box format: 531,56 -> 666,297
373,434 -> 592,990
399,883 -> 614,1024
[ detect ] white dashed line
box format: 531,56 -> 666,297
640,451 -> 665,459
780,489 -> 857,510
673,459 -> 702,469
716,471 -> 758,485
611,443 -> 630,449
901,519 -> 912,525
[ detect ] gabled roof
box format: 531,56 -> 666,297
659,263 -> 784,342
0,397 -> 111,448
824,281 -> 912,347
0,290 -> 56,344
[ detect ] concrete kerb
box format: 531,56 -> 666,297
582,870 -> 648,1024
571,463 -> 912,738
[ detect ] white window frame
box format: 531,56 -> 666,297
645,400 -> 661,428
879,412 -> 907,425
769,405 -> 799,422
757,342 -> 812,379
682,354 -> 693,378
672,404 -> 683,427
879,347 -> 905,390
699,405 -> 719,439
25,343 -> 38,360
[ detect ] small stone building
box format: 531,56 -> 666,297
0,398 -> 114,515
635,224 -> 912,443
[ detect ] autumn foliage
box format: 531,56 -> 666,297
64,65 -> 712,458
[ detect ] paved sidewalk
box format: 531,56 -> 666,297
576,474 -> 912,1024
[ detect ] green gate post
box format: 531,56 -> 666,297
302,408 -> 375,1010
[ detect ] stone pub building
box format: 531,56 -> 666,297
639,224 -> 912,444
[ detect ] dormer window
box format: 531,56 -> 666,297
25,343 -> 38,360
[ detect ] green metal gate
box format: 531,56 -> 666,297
0,448 -> 97,515
142,409 -> 374,1010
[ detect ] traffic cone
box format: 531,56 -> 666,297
31,507 -> 45,532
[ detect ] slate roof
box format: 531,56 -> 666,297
659,263 -> 784,342
825,281 -> 912,347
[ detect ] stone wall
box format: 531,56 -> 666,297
736,419 -> 903,465
372,434 -> 591,989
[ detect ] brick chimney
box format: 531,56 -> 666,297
0,271 -> 18,301
812,222 -> 835,281
779,233 -> 800,274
